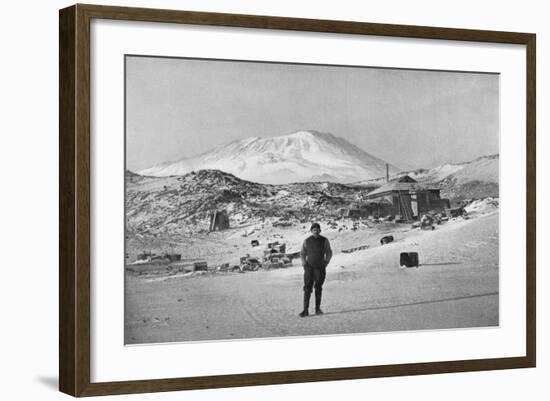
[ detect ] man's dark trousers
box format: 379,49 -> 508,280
303,264 -> 326,312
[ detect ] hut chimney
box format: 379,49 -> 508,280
386,163 -> 389,182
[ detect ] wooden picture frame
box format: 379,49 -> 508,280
59,3 -> 536,397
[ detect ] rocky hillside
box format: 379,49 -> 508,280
127,155 -> 499,238
126,169 -> 366,238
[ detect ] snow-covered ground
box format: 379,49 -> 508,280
464,197 -> 499,214
125,209 -> 499,344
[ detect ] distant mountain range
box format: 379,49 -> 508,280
137,130 -> 400,184
355,154 -> 499,200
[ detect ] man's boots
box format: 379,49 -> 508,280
299,291 -> 311,317
315,289 -> 323,315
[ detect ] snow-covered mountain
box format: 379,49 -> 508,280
137,130 -> 399,184
354,154 -> 498,185
439,154 -> 499,200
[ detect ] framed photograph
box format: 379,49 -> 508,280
59,4 -> 536,397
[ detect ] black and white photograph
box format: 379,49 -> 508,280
124,55 -> 500,345
1,0 -> 545,398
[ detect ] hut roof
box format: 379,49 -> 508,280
366,175 -> 440,198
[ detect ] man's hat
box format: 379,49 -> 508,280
310,223 -> 321,231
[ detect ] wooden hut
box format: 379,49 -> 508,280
345,199 -> 393,219
364,176 -> 450,221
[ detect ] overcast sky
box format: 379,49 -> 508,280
126,56 -> 499,172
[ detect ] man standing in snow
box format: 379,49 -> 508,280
299,223 -> 333,317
